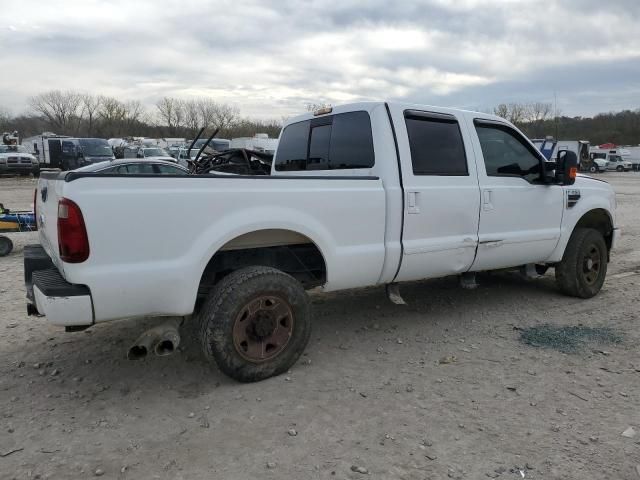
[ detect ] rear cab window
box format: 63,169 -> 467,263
274,111 -> 375,172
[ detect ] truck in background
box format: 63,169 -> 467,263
23,134 -> 114,170
590,147 -> 633,172
531,138 -> 595,171
22,133 -> 70,169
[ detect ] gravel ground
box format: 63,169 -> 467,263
1,173 -> 639,480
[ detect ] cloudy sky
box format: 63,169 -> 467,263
2,0 -> 639,119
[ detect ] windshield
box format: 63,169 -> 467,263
78,139 -> 112,157
144,148 -> 169,157
0,145 -> 29,154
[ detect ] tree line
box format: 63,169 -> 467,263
1,92 -> 639,146
0,90 -> 282,140
493,102 -> 640,145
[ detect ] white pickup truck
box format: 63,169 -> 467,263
25,102 -> 619,382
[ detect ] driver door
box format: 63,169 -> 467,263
467,116 -> 564,271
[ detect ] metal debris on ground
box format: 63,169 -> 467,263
519,324 -> 622,353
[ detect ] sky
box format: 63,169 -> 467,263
1,0 -> 640,120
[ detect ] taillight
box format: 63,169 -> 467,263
58,198 -> 89,263
33,188 -> 38,231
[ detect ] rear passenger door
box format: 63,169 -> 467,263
388,107 -> 481,282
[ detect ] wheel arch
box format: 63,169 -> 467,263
549,207 -> 614,264
195,228 -> 328,308
573,208 -> 614,253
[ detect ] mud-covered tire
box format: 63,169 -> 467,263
0,236 -> 13,257
555,228 -> 607,298
198,266 -> 311,382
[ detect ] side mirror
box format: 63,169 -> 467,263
556,150 -> 578,186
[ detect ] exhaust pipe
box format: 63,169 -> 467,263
127,318 -> 182,360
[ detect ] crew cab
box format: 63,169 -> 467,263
25,102 -> 619,382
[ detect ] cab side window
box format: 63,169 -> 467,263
475,121 -> 542,183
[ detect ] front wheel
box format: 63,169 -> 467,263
589,165 -> 598,173
555,228 -> 607,298
198,266 -> 311,382
616,165 -> 623,172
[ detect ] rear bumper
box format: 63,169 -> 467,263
24,244 -> 94,326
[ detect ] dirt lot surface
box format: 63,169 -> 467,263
1,173 -> 639,480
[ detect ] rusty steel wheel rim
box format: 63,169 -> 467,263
582,244 -> 602,285
232,295 -> 294,363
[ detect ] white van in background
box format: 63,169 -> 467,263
590,149 -> 632,172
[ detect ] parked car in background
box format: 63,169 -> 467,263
0,144 -> 39,176
74,159 -> 189,175
126,147 -> 177,163
190,138 -> 230,152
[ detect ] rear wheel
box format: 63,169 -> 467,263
198,266 -> 311,382
0,236 -> 13,257
555,228 -> 607,298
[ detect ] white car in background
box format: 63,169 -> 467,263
137,147 -> 177,163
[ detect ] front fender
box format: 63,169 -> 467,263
547,191 -> 614,263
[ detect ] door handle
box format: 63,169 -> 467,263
407,191 -> 420,214
483,189 -> 493,211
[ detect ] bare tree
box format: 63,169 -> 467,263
29,90 -> 83,133
493,103 -> 527,125
81,94 -> 102,136
213,103 -> 239,130
525,102 -> 553,124
195,99 -> 239,131
156,97 -> 176,131
197,98 -> 218,129
156,97 -> 184,133
99,96 -> 126,136
183,99 -> 200,135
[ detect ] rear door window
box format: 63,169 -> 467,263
274,111 -> 374,171
404,112 -> 468,175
